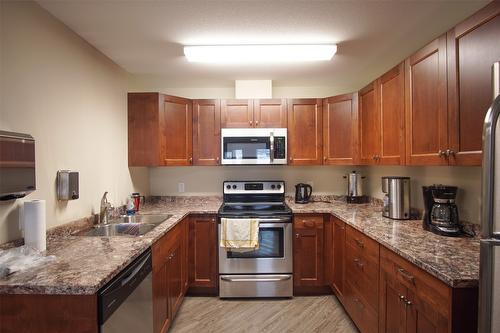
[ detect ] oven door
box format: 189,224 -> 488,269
218,217 -> 293,274
220,128 -> 287,165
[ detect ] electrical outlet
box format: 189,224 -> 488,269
178,182 -> 185,193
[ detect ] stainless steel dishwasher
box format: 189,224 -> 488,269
99,248 -> 153,333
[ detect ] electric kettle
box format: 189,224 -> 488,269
295,183 -> 312,204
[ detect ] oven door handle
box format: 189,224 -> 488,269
256,217 -> 291,223
221,275 -> 291,282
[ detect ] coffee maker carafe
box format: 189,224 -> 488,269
422,185 -> 461,236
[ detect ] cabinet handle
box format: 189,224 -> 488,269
353,258 -> 364,269
289,157 -> 293,162
211,218 -> 216,222
324,156 -> 327,162
397,268 -> 415,284
216,157 -> 220,163
405,299 -> 412,306
295,233 -> 299,239
354,238 -> 364,248
189,157 -> 193,164
399,294 -> 405,302
372,155 -> 377,160
255,120 -> 259,125
438,150 -> 446,157
446,149 -> 455,157
353,298 -> 364,309
249,120 -> 252,125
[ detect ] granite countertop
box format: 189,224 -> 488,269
0,196 -> 480,295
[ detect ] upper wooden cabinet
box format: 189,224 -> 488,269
323,93 -> 359,165
287,98 -> 323,165
359,82 -> 380,164
193,99 -> 221,166
378,63 -> 405,165
446,2 -> 500,166
405,35 -> 449,166
221,99 -> 254,128
221,99 -> 287,128
128,93 -> 193,166
254,99 -> 287,127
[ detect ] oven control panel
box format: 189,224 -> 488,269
223,181 -> 285,194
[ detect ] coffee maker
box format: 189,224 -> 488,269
422,185 -> 461,237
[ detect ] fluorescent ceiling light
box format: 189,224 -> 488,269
183,44 -> 337,63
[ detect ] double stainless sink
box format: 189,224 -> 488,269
76,214 -> 172,237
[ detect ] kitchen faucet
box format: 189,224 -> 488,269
99,191 -> 112,225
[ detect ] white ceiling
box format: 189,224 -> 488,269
38,0 -> 488,91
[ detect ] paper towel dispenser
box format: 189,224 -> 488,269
0,130 -> 36,200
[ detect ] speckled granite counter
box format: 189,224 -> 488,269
0,197 -> 222,295
287,198 -> 480,288
0,196 -> 479,295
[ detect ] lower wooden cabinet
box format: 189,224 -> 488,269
379,246 -> 478,333
188,214 -> 218,295
293,214 -> 325,292
332,217 -> 346,299
152,218 -> 188,333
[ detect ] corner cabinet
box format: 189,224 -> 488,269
323,93 -> 359,165
193,99 -> 221,165
446,2 -> 500,166
128,93 -> 193,166
287,99 -> 323,165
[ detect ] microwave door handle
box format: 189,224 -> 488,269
270,132 -> 274,163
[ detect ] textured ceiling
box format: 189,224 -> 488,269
38,0 -> 488,91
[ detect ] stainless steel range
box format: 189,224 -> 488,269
218,181 -> 293,298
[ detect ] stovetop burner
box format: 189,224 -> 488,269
218,202 -> 292,217
218,181 -> 291,218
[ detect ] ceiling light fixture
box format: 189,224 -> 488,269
183,44 -> 337,63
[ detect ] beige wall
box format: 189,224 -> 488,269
128,74 -> 342,99
0,1 -> 149,243
150,165 -> 481,224
364,166 -> 481,224
150,166 -> 358,196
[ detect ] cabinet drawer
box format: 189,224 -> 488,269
346,225 -> 379,264
153,221 -> 183,270
345,241 -> 379,310
344,280 -> 378,333
294,215 -> 324,229
380,246 -> 450,318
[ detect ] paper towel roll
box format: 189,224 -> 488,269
23,200 -> 46,251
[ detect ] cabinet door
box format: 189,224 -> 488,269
128,92 -> 162,166
447,3 -> 500,166
359,82 -> 381,165
254,99 -> 287,128
323,93 -> 359,165
379,268 -> 406,333
188,215 -> 218,291
324,216 -> 334,288
193,99 -> 221,165
167,236 -> 184,320
405,35 -> 448,165
332,217 -> 345,298
293,215 -> 324,287
221,99 -> 254,128
405,289 -> 448,333
152,262 -> 170,333
379,63 -> 405,165
287,99 -> 323,165
162,95 -> 193,166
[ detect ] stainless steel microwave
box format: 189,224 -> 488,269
221,128 -> 287,165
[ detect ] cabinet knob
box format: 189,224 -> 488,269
212,218 -> 216,222
438,150 -> 446,157
446,149 -> 455,157
255,120 -> 259,125
249,121 -> 252,125
216,157 -> 220,163
324,156 -> 327,162
189,157 -> 193,164
295,233 -> 299,239
289,157 -> 293,162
